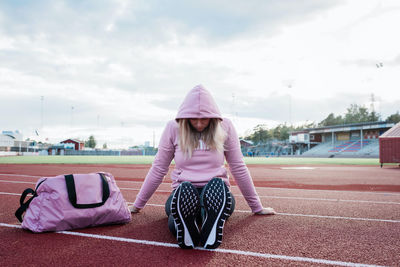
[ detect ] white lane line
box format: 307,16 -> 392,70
0,192 -> 24,196
117,188 -> 400,205
5,191 -> 400,224
1,173 -> 399,196
276,213 -> 400,223
0,180 -> 36,184
117,182 -> 400,196
3,191 -> 398,223
1,179 -> 400,205
0,223 -> 385,267
256,195 -> 400,205
119,187 -> 171,193
0,174 -> 40,178
280,167 -> 316,170
254,187 -> 400,196
137,203 -> 400,223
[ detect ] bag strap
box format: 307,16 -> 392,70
15,188 -> 36,223
15,179 -> 47,223
65,173 -> 110,209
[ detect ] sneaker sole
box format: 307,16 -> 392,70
170,182 -> 200,249
200,178 -> 232,249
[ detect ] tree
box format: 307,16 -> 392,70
103,143 -> 108,149
247,124 -> 271,144
386,111 -> 400,123
85,135 -> 96,148
272,125 -> 281,140
319,104 -> 381,127
319,113 -> 344,127
368,110 -> 380,122
243,122 -> 318,143
279,124 -> 291,141
344,104 -> 381,124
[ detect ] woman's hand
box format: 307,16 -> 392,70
255,207 -> 276,215
129,205 -> 141,213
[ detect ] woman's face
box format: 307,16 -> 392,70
189,118 -> 210,132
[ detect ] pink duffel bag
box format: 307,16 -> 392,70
15,172 -> 131,232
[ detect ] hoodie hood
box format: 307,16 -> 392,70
175,85 -> 222,121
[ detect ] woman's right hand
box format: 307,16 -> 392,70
129,205 -> 141,213
255,207 -> 276,215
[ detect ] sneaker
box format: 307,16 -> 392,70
200,178 -> 232,249
170,182 -> 201,249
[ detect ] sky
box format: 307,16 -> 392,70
1,0 -> 399,148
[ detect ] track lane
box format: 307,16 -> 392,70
2,180 -> 400,222
1,186 -> 400,266
0,203 -> 398,266
1,164 -> 400,266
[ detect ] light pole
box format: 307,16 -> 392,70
283,79 -> 295,126
71,106 -> 74,129
40,96 -> 44,130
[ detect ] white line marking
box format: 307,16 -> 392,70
0,180 -> 36,184
0,192 -> 24,196
117,182 -> 400,196
0,223 -> 21,229
119,187 -> 171,193
0,223 -> 385,267
256,195 -> 400,205
135,203 -> 400,223
118,189 -> 400,205
1,179 -> 400,205
10,190 -> 396,223
275,213 -> 400,223
280,167 -> 316,170
1,173 -> 399,196
254,187 -> 400,196
0,174 -> 41,178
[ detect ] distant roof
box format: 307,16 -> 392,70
307,121 -> 394,134
380,122 -> 400,138
61,139 -> 84,143
239,139 -> 254,145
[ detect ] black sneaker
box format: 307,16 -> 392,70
200,178 -> 232,249
170,182 -> 201,249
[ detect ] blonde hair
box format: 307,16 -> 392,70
178,118 -> 226,158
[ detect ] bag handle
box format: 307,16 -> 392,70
65,173 -> 110,209
15,179 -> 47,222
15,188 -> 36,223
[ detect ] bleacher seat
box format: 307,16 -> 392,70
302,139 -> 378,157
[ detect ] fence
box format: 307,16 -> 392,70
64,149 -> 158,156
241,141 -> 291,157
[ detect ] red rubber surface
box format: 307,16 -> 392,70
0,163 -> 399,266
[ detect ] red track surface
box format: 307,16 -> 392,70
0,164 -> 399,266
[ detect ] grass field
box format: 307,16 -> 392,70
0,155 -> 383,165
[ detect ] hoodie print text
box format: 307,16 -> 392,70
196,139 -> 210,151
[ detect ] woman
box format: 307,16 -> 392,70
130,85 -> 275,249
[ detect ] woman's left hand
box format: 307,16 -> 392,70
255,207 -> 276,215
128,205 -> 141,213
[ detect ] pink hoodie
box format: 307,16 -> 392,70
133,85 -> 263,213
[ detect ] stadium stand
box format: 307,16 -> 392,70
301,142 -> 335,157
291,121 -> 394,158
342,140 -> 370,152
302,139 -> 379,157
328,141 -> 353,153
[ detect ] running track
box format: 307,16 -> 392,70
0,164 -> 399,266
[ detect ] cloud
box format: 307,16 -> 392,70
1,0 -> 399,147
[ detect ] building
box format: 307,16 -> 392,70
240,139 -> 253,148
0,130 -> 29,153
0,133 -> 15,151
47,139 -> 84,155
60,139 -> 85,150
289,121 -> 395,157
379,122 -> 400,166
